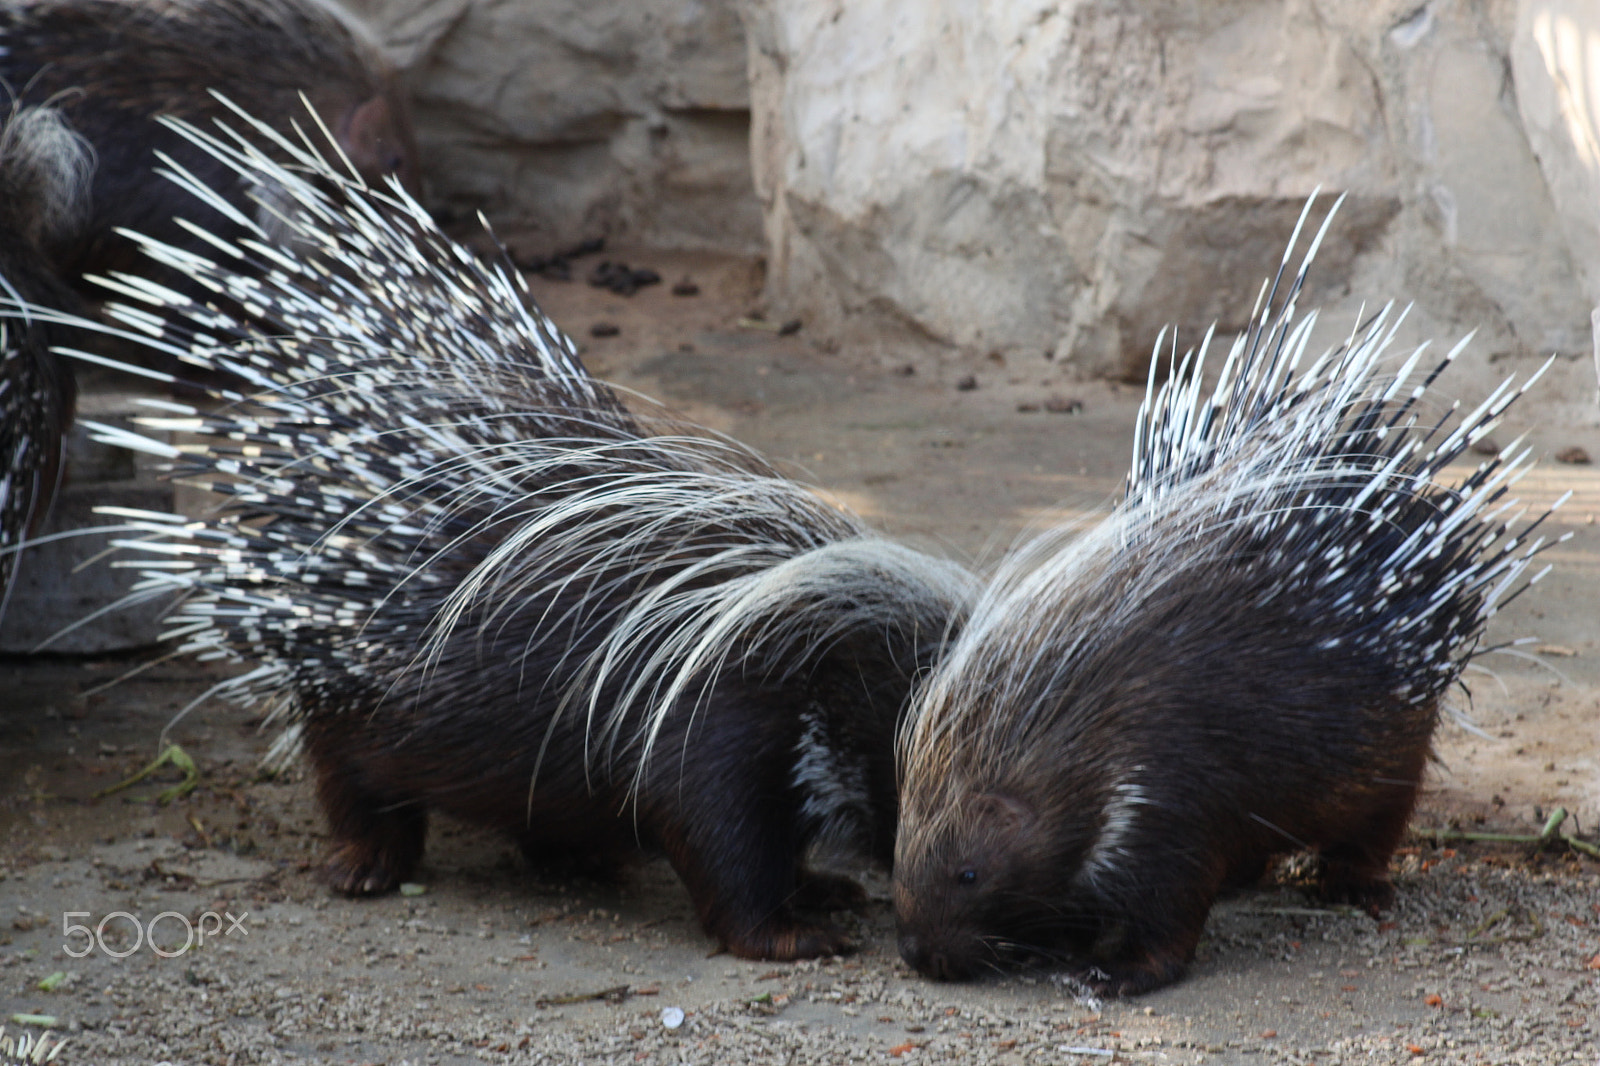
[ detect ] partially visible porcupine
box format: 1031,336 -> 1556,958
892,198 -> 1566,995
54,111 -> 975,960
0,0 -> 419,292
0,104 -> 91,613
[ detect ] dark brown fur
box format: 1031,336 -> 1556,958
893,544 -> 1439,994
297,624 -> 915,960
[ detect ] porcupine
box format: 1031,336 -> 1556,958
892,196 -> 1567,995
0,104 -> 92,612
0,0 -> 419,301
45,108 -> 976,960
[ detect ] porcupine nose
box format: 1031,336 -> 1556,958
899,934 -> 961,981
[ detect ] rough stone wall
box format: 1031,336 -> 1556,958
1515,0 -> 1600,316
343,0 -> 1600,380
744,0 -> 1596,378
344,0 -> 763,253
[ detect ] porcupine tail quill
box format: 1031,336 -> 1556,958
2,97 -> 974,783
901,192 -> 1567,803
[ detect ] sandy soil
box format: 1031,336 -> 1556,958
1,248 -> 1597,1065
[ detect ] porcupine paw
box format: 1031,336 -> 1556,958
1073,951 -> 1189,997
322,841 -> 412,896
724,917 -> 855,961
1316,869 -> 1395,917
792,869 -> 869,913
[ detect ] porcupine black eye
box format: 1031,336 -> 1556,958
956,869 -> 978,887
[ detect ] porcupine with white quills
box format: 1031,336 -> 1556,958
892,196 -> 1568,995
32,107 -> 977,961
0,0 -> 420,279
0,104 -> 92,614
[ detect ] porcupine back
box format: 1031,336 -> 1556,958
0,0 -> 418,290
51,106 -> 974,960
0,104 -> 91,613
893,196 -> 1566,994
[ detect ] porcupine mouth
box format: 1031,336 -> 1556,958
898,929 -> 1060,982
898,932 -> 973,981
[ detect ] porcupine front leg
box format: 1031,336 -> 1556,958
1072,908 -> 1209,996
1315,775 -> 1425,915
647,694 -> 852,961
302,721 -> 428,896
659,811 -> 851,961
1073,855 -> 1228,996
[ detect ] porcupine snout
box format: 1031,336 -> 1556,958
897,933 -> 971,982
891,787 -> 1060,982
892,857 -> 984,981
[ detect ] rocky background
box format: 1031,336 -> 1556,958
343,0 -> 1600,381
3,6 -> 1596,1056
341,0 -> 763,255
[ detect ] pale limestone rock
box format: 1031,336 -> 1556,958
746,0 -> 1591,376
1514,0 -> 1600,311
345,0 -> 762,252
341,0 -> 1592,378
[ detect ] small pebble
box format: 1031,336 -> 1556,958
671,279 -> 700,297
1555,445 -> 1591,464
955,374 -> 978,391
661,1006 -> 685,1029
1044,396 -> 1084,414
778,318 -> 803,336
590,322 -> 620,338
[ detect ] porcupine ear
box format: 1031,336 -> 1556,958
947,794 -> 1039,882
971,792 -> 1037,836
337,96 -> 404,181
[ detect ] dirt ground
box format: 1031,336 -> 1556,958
1,248 -> 1597,1066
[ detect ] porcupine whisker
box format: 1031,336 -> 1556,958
996,939 -> 1077,971
973,943 -> 1028,976
995,891 -> 1074,923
